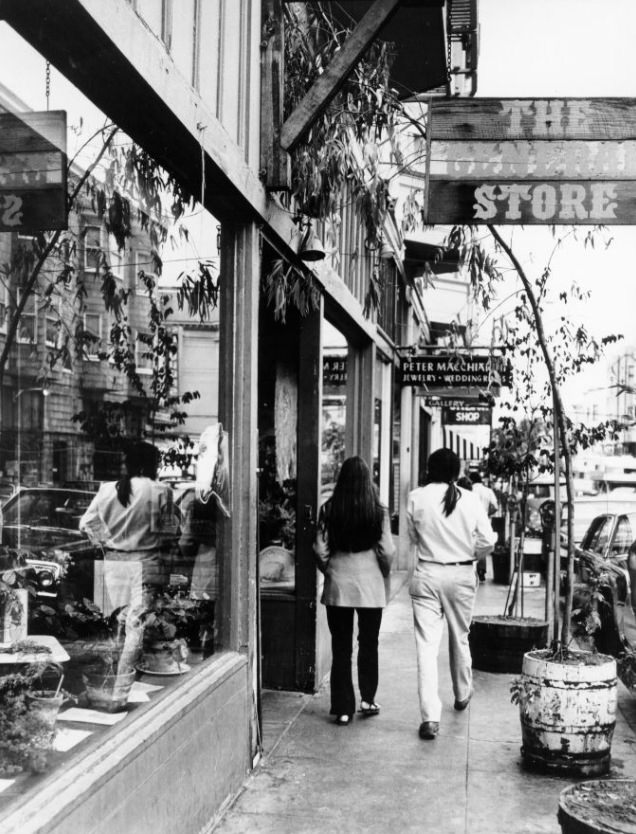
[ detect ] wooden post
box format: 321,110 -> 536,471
260,0 -> 291,190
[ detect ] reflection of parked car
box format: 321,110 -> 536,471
525,474 -> 636,543
575,512 -> 636,656
0,487 -> 101,599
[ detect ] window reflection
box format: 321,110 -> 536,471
0,92 -> 224,789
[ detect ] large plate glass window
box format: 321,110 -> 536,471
0,27 -> 226,806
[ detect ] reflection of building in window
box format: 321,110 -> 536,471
16,289 -> 36,344
82,311 -> 102,360
108,234 -> 123,280
0,280 -> 7,334
84,224 -> 101,272
134,249 -> 156,292
135,330 -> 154,373
45,300 -> 61,347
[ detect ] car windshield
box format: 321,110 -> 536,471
2,489 -> 95,530
610,515 -> 635,555
582,515 -> 613,554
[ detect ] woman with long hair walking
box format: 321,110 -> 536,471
314,456 -> 395,726
407,448 -> 496,741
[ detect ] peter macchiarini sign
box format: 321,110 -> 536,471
423,98 -> 636,224
399,354 -> 507,389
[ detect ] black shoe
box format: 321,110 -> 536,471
454,691 -> 472,711
418,721 -> 439,740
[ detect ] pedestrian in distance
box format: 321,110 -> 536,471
314,455 -> 395,726
469,471 -> 499,581
407,449 -> 496,741
469,471 -> 498,517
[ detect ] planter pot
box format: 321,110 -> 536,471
26,690 -> 64,730
558,779 -> 636,833
469,615 -> 548,673
82,667 -> 136,712
139,639 -> 189,675
519,650 -> 617,777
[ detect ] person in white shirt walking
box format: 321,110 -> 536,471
469,471 -> 498,517
407,449 -> 497,741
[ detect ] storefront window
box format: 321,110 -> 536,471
0,29 -> 226,802
257,289 -> 298,594
321,321 -> 347,501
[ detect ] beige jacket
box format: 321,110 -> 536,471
314,509 -> 395,608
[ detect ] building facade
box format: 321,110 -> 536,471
0,2 -> 478,831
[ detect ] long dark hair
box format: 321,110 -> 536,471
320,456 -> 384,553
425,448 -> 461,517
116,441 -> 161,507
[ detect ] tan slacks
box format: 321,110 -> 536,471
410,562 -> 478,722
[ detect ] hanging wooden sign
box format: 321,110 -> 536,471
425,98 -> 636,225
426,180 -> 632,225
0,110 -> 67,232
399,354 -> 507,388
429,98 -> 636,141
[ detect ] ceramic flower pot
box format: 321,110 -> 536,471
139,639 -> 189,675
83,667 -> 137,712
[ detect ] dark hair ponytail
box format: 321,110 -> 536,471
425,448 -> 461,517
115,441 -> 161,507
321,456 -> 384,552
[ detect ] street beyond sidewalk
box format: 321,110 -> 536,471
211,570 -> 636,834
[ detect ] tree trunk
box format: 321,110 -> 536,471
488,225 -> 575,651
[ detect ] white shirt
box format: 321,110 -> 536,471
472,482 -> 498,516
79,477 -> 178,552
407,483 -> 497,565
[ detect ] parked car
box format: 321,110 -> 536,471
524,474 -> 636,543
575,511 -> 636,656
0,486 -> 100,600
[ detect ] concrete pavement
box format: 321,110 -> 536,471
211,568 -> 636,833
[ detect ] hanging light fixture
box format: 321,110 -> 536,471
297,223 -> 326,261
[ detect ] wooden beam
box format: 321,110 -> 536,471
261,0 -> 291,189
280,0 -> 402,151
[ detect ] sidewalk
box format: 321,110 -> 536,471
212,570 -> 636,834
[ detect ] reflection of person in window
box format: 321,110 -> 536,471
177,423 -> 229,655
178,489 -> 217,599
79,441 -> 178,613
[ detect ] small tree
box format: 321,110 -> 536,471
451,224 -> 622,652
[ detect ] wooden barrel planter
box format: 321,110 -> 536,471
519,650 -> 617,777
558,779 -> 636,833
469,615 -> 548,674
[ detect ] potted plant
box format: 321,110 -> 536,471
0,661 -> 66,776
24,661 -> 66,730
469,420 -> 549,674
137,589 -> 193,675
557,779 -> 636,834
78,606 -> 142,712
479,225 -> 620,777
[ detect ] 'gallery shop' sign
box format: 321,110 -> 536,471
399,354 -> 506,389
424,98 -> 636,225
0,110 -> 67,232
